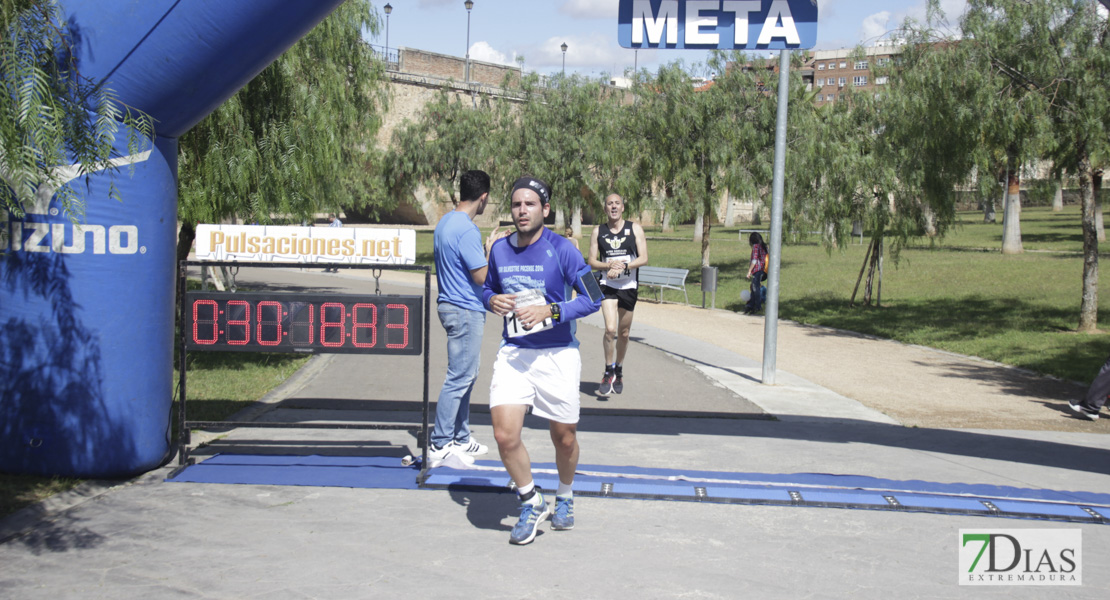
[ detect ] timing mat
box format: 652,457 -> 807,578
167,455 -> 1110,525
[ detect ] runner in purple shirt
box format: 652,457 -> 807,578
483,176 -> 601,545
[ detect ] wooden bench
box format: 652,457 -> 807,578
637,266 -> 690,304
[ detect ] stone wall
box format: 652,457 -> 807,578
367,48 -> 525,228
397,47 -> 520,88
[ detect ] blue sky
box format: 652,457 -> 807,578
368,0 -> 969,77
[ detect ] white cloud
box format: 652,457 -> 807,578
417,0 -> 456,8
859,11 -> 892,43
897,1 -> 968,29
469,41 -> 520,67
854,2 -> 968,45
527,32 -> 628,70
472,31 -> 634,75
816,0 -> 837,22
559,0 -> 619,19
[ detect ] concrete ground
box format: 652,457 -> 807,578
1,266 -> 1107,599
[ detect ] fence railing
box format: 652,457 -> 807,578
367,44 -> 399,70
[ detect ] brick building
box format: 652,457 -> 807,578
804,41 -> 905,105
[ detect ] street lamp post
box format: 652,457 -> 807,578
383,3 -> 392,63
561,42 -> 567,75
464,0 -> 473,83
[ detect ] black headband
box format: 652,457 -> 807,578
510,176 -> 552,205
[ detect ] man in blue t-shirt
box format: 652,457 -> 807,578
484,176 -> 602,545
431,170 -> 503,461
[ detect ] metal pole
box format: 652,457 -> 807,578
761,49 -> 791,385
420,268 -> 431,483
465,6 -> 471,83
177,261 -> 189,464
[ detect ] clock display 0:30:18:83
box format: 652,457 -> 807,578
184,292 -> 423,355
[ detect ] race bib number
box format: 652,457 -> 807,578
603,255 -> 633,286
505,288 -> 553,338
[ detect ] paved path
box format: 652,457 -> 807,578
1,266 -> 1107,599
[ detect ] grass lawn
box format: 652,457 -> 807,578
646,205 -> 1110,384
446,204 -> 1110,384
0,474 -> 82,519
174,351 -> 312,425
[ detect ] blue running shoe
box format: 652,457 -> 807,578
509,493 -> 551,545
552,495 -> 574,530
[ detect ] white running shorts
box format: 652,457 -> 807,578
488,345 -> 582,424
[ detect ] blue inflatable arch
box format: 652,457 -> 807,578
0,0 -> 346,477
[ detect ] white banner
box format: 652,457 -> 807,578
194,224 -> 416,265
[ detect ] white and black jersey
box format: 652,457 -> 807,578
597,220 -> 639,291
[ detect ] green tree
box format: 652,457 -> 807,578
385,87 -> 511,217
959,0 -> 1110,331
175,0 -> 388,263
1,0 -> 152,222
632,54 -> 772,266
591,85 -> 654,219
511,74 -> 617,235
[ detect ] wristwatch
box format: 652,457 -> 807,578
548,302 -> 561,323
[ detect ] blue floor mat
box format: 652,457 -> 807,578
167,455 -> 1110,525
166,455 -> 420,490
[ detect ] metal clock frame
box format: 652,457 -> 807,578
174,260 -> 432,481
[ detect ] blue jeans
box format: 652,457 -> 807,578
432,303 -> 486,448
747,272 -> 766,312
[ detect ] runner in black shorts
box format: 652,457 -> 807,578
603,287 -> 638,312
588,194 -> 648,395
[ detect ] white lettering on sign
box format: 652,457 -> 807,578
0,150 -> 153,257
722,1 -> 762,45
628,0 -> 802,48
633,0 -> 678,45
757,0 -> 801,45
0,211 -> 141,256
686,1 -> 720,45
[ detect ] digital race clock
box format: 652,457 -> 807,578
185,291 -> 422,355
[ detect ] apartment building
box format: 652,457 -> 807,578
805,41 -> 904,105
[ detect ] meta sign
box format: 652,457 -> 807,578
618,0 -> 818,50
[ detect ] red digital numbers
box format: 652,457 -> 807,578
257,301 -> 282,346
320,302 -> 346,348
192,300 -> 219,345
186,293 -> 420,355
387,303 -> 409,349
352,303 -> 377,348
226,300 -> 250,345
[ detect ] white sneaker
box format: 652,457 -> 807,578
449,437 -> 489,457
1069,403 -> 1100,421
428,443 -> 453,461
426,443 -> 475,468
